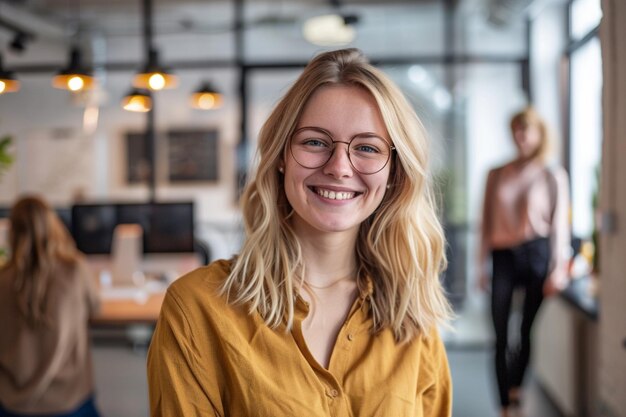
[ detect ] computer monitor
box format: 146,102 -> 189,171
144,202 -> 194,253
71,204 -> 117,254
0,207 -> 11,219
71,202 -> 194,255
54,207 -> 73,234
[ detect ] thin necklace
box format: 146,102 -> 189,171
304,275 -> 355,290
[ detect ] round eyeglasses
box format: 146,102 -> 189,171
289,127 -> 395,175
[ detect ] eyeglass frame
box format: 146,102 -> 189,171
288,126 -> 396,175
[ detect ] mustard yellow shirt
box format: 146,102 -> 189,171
147,259 -> 452,417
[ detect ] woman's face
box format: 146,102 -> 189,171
512,122 -> 542,159
282,84 -> 392,238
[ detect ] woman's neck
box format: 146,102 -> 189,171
512,154 -> 542,168
295,228 -> 358,288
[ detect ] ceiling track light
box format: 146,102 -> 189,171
191,81 -> 222,110
9,31 -> 30,54
302,13 -> 357,46
122,88 -> 152,112
52,46 -> 95,92
0,54 -> 20,94
303,0 -> 359,46
133,48 -> 178,91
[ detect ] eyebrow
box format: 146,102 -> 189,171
295,126 -> 390,141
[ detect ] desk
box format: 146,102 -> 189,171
91,291 -> 165,326
86,253 -> 200,327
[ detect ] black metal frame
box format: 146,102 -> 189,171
563,0 -> 601,176
2,0 -> 531,215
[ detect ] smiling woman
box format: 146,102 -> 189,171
147,48 -> 453,417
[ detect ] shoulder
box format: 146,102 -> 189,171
54,255 -> 92,285
543,164 -> 569,188
411,327 -> 450,384
486,162 -> 510,182
546,164 -> 568,180
168,258 -> 232,299
162,259 -> 236,322
418,326 -> 447,357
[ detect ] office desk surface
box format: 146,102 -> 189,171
86,253 -> 200,326
91,291 -> 165,326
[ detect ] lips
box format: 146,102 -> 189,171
311,186 -> 360,200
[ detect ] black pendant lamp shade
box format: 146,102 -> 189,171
0,55 -> 20,94
122,88 -> 152,112
190,81 -> 223,110
133,48 -> 177,91
52,47 -> 95,92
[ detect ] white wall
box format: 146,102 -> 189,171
529,1 -> 568,163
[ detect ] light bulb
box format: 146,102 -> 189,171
198,93 -> 216,109
302,14 -> 355,46
148,73 -> 165,90
68,76 -> 84,91
122,94 -> 152,112
127,97 -> 146,111
0,81 -> 5,94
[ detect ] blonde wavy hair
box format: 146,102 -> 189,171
222,48 -> 452,342
3,196 -> 81,326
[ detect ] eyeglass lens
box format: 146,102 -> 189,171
290,128 -> 392,174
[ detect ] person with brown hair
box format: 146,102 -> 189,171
479,107 -> 571,417
148,48 -> 453,416
0,196 -> 101,417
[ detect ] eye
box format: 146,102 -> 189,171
351,136 -> 388,155
353,143 -> 380,153
303,138 -> 330,148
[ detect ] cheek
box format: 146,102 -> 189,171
283,166 -> 308,204
369,171 -> 391,198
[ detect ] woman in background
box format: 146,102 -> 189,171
0,196 -> 101,417
148,48 -> 453,416
479,107 -> 571,417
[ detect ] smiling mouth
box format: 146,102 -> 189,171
311,187 -> 359,200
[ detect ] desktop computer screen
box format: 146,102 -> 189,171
71,204 -> 117,254
144,203 -> 194,253
55,207 -> 73,234
71,202 -> 194,254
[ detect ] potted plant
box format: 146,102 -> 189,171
0,135 -> 14,179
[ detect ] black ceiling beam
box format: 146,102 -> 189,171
4,54 -> 527,74
0,16 -> 36,40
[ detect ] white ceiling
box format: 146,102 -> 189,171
0,0 -> 530,67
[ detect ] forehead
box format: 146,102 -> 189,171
297,84 -> 388,136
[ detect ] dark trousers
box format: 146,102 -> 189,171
491,237 -> 550,407
0,396 -> 100,417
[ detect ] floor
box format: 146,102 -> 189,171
91,296 -> 565,417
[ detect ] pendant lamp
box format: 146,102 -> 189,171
133,48 -> 177,91
122,88 -> 152,112
52,46 -> 95,92
190,81 -> 223,110
0,55 -> 20,94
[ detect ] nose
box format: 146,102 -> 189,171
322,142 -> 353,178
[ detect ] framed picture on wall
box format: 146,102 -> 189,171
167,129 -> 219,182
126,132 -> 151,184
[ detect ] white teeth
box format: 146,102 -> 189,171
316,188 -> 355,200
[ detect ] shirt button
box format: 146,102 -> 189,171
347,333 -> 354,341
327,388 -> 339,398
